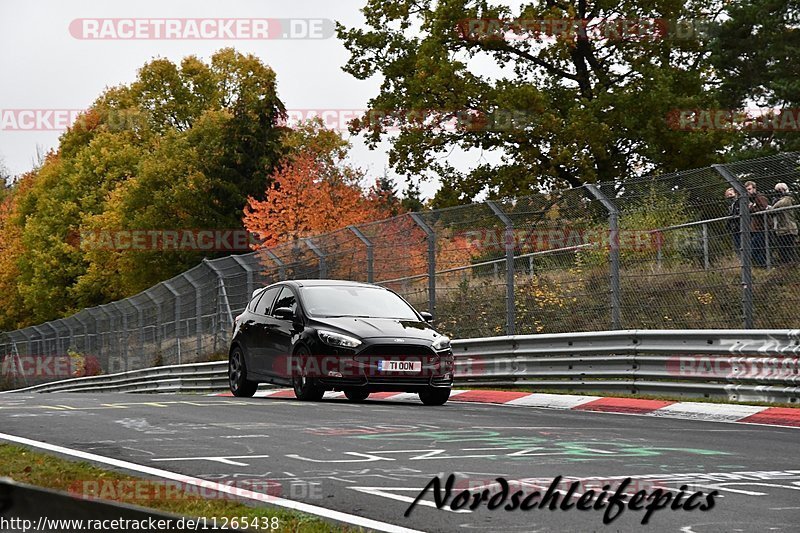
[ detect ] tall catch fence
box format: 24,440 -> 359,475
2,153 -> 799,387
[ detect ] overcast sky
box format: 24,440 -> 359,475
0,0 -> 455,199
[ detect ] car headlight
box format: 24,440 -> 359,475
432,335 -> 451,351
318,329 -> 362,348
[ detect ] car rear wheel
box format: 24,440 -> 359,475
344,388 -> 370,402
419,387 -> 450,406
292,346 -> 324,401
229,347 -> 257,397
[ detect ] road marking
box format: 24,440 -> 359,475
151,455 -> 271,466
0,431 -> 424,533
349,487 -> 471,513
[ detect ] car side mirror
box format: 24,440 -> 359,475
273,307 -> 295,320
419,311 -> 433,322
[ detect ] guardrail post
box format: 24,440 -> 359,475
303,238 -> 327,278
584,184 -> 622,330
163,281 -> 181,365
348,225 -> 374,283
714,164 -> 754,328
410,213 -> 436,317
486,200 -> 516,336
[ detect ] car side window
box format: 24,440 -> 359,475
272,287 -> 297,316
253,286 -> 281,316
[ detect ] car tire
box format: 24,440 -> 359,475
344,388 -> 370,402
419,387 -> 450,406
229,347 -> 257,398
292,346 -> 324,401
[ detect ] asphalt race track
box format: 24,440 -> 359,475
1,392 -> 798,532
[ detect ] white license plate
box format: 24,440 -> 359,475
377,360 -> 422,372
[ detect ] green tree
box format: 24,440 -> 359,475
711,0 -> 800,157
338,0 -> 735,206
3,49 -> 287,327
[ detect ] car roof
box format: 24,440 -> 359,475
251,279 -> 386,299
287,279 -> 385,289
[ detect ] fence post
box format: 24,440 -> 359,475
204,259 -> 235,351
264,250 -> 286,281
584,184 -> 622,330
110,302 -> 128,371
129,300 -> 144,365
232,254 -> 257,296
410,213 -> 436,317
348,225 -> 374,283
486,200 -> 516,336
43,323 -> 59,356
142,290 -> 161,360
702,223 -> 709,270
163,281 -> 181,365
303,238 -> 327,278
764,211 -> 771,270
73,313 -> 90,357
183,274 -> 203,359
713,164 -> 754,328
93,307 -> 110,368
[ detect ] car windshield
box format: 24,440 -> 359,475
301,286 -> 419,320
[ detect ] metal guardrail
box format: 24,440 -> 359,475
4,330 -> 800,403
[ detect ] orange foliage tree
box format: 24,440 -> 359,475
243,150 -> 392,249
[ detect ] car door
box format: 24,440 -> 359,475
248,286 -> 281,376
265,286 -> 300,381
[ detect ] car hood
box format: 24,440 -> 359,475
311,316 -> 441,342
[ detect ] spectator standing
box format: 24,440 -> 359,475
768,183 -> 798,264
745,181 -> 769,267
725,187 -> 740,255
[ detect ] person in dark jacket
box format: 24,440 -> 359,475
725,187 -> 740,255
745,181 -> 770,267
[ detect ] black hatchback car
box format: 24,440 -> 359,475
228,280 -> 454,405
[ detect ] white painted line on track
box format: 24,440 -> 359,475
0,431 -> 424,533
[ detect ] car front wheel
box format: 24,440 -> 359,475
229,347 -> 257,398
292,347 -> 324,401
419,387 -> 450,406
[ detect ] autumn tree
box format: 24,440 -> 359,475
0,49 -> 287,328
243,122 -> 391,248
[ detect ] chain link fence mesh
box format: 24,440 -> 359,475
2,153 -> 799,388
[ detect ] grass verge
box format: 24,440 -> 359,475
0,443 -> 354,532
